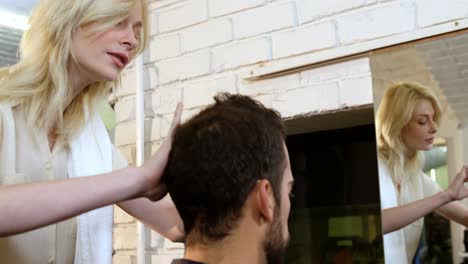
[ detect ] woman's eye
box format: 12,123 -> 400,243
289,192 -> 295,199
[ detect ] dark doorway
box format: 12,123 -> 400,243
285,124 -> 384,263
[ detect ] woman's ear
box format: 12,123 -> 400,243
255,179 -> 275,223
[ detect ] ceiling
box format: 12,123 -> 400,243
416,34 -> 468,126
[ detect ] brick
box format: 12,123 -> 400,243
296,0 -> 368,24
339,75 -> 373,107
150,0 -> 180,10
114,95 -> 155,123
113,254 -> 136,264
156,50 -> 211,84
148,66 -> 158,89
115,122 -> 136,147
301,57 -> 371,85
232,2 -> 295,39
117,69 -> 136,97
149,33 -> 180,62
183,75 -> 237,108
164,240 -> 185,250
209,0 -> 265,17
416,0 -> 468,28
113,224 -> 137,250
151,84 -> 183,114
272,22 -> 336,59
150,231 -> 165,249
149,12 -> 158,36
251,94 -> 274,108
114,205 -> 135,224
117,66 -> 153,97
239,73 -> 300,96
148,117 -> 163,142
158,0 -> 208,32
181,18 -> 232,52
149,141 -> 163,157
336,3 -> 415,45
114,120 -> 155,147
272,83 -> 340,118
212,37 -> 270,72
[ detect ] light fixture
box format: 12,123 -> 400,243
0,9 -> 29,30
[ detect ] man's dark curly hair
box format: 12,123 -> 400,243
163,93 -> 286,245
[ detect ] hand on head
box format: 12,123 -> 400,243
137,103 -> 183,201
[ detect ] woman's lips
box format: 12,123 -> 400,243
108,52 -> 129,69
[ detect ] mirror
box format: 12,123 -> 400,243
370,32 -> 468,264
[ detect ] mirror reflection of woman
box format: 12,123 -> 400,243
0,0 -> 183,263
376,82 -> 468,263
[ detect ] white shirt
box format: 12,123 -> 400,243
378,158 -> 441,264
0,105 -> 128,264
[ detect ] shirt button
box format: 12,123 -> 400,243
45,161 -> 52,170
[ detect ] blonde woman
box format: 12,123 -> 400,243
376,82 -> 468,263
0,0 -> 183,263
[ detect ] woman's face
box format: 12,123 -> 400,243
401,98 -> 438,153
71,0 -> 142,84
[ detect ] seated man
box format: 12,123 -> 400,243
163,93 -> 294,264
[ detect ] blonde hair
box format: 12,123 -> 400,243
0,0 -> 148,141
376,82 -> 441,184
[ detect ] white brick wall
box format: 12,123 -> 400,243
208,0 -> 265,17
156,49 -> 211,84
180,18 -> 232,52
149,33 -> 181,61
232,2 -> 296,39
296,0 -> 371,24
416,0 -> 468,27
157,0 -> 208,32
239,73 -> 301,96
212,37 -> 270,71
113,0 -> 468,262
271,21 -> 336,58
183,75 -> 237,108
336,2 -> 415,45
273,83 -> 341,117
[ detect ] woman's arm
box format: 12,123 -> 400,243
0,166 -> 148,236
382,190 -> 451,234
0,104 -> 182,237
118,195 -> 184,242
382,165 -> 468,234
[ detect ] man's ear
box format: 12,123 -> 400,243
255,179 -> 275,223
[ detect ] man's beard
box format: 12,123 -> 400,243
264,210 -> 289,264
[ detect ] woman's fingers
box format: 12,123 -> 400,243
157,103 -> 183,152
168,103 -> 183,138
462,165 -> 468,182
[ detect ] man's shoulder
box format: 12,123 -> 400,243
171,259 -> 206,264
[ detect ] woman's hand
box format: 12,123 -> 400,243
445,165 -> 468,201
137,103 -> 183,201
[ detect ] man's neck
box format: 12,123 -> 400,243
184,225 -> 266,264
